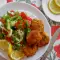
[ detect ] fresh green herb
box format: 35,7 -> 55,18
12,36 -> 20,43
14,11 -> 22,20
14,11 -> 19,15
9,14 -> 22,21
13,43 -> 20,50
23,28 -> 27,44
27,28 -> 31,34
2,14 -> 10,20
23,28 -> 31,44
25,20 -> 29,27
16,16 -> 22,20
5,20 -> 11,30
12,31 -> 20,39
0,33 -> 5,39
23,20 -> 30,44
10,16 -> 17,21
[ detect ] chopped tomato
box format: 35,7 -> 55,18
22,22 -> 26,29
20,12 -> 32,24
20,41 -> 24,44
20,12 -> 27,19
10,10 -> 14,12
14,20 -> 20,28
8,10 -> 14,17
0,18 -> 5,24
5,36 -> 13,45
27,16 -> 32,24
27,16 -> 32,21
20,12 -> 32,21
2,28 -> 8,35
9,13 -> 14,17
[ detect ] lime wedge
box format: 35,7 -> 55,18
55,0 -> 60,7
48,0 -> 60,14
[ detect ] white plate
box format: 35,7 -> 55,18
0,2 -> 51,60
0,0 -> 6,8
42,0 -> 60,22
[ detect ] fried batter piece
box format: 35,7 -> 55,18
26,30 -> 42,46
30,19 -> 44,32
38,32 -> 49,47
23,19 -> 49,57
23,45 -> 38,57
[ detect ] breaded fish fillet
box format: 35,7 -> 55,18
26,30 -> 42,45
30,19 -> 44,32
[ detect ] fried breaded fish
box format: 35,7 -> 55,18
23,45 -> 38,57
38,32 -> 49,47
30,19 -> 44,32
26,30 -> 42,46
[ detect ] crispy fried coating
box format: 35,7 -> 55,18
26,30 -> 42,46
23,45 -> 38,57
30,19 -> 44,32
38,32 -> 49,47
22,19 -> 49,57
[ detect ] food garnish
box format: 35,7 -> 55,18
48,0 -> 60,14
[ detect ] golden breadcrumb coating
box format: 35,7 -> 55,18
30,19 -> 44,32
38,32 -> 49,47
26,30 -> 42,45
